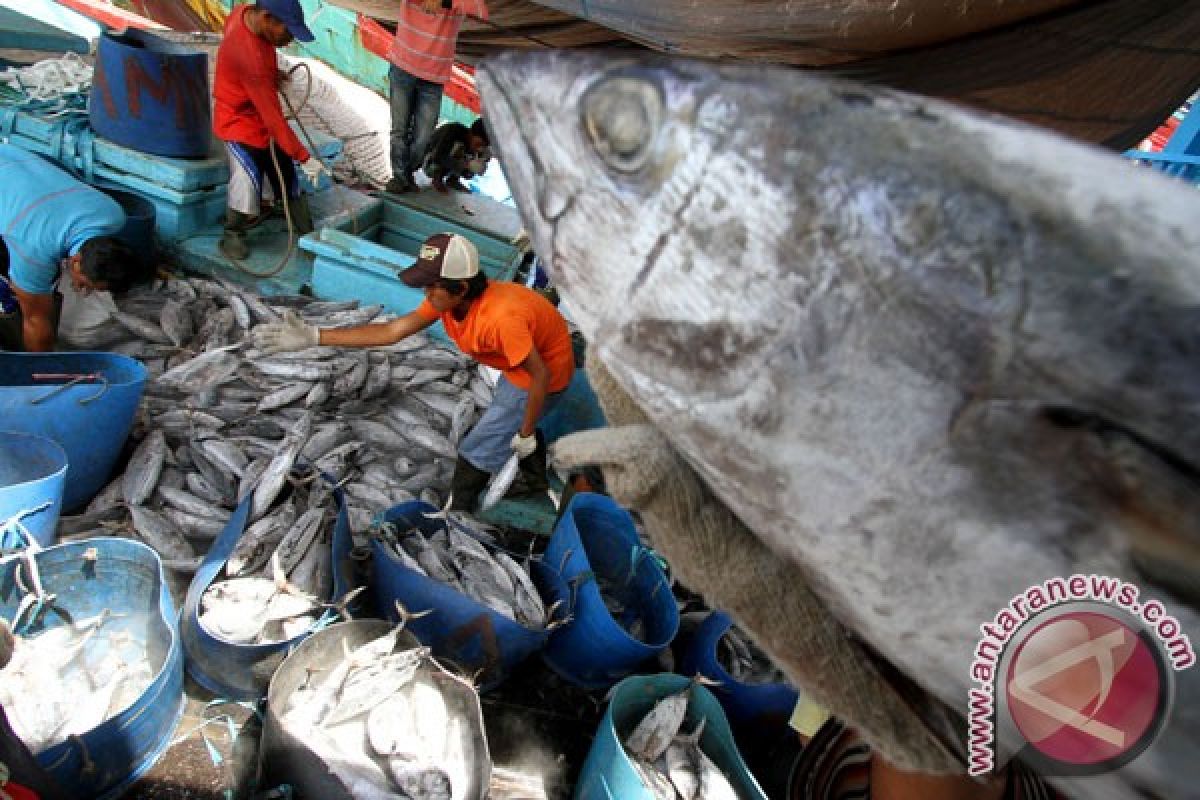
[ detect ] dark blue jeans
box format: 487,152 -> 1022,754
389,65 -> 443,183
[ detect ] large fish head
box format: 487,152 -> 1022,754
480,51 -> 817,406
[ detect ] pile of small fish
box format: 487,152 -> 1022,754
376,519 -> 551,630
198,465 -> 341,644
715,624 -> 786,687
623,686 -> 738,800
0,611 -> 156,754
282,626 -> 489,800
63,275 -> 497,566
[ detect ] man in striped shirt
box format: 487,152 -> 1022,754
384,0 -> 488,194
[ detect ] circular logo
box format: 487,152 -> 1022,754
1004,609 -> 1170,774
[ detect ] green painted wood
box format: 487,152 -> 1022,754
0,3 -> 98,54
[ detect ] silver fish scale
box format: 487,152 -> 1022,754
129,505 -> 196,563
112,310 -> 172,344
252,411 -> 314,519
350,419 -> 410,453
159,298 -> 194,347
123,429 -> 167,507
157,486 -> 228,520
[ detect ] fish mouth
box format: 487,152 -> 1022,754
476,57 -> 546,250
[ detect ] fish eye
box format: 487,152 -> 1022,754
582,75 -> 663,173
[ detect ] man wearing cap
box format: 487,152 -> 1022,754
213,0 -> 329,260
252,232 -> 575,509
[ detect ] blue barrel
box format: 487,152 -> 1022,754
0,538 -> 185,800
0,352 -> 146,512
677,610 -> 800,731
180,475 -> 355,700
371,501 -> 549,691
576,674 -> 767,800
535,493 -> 678,689
97,187 -> 157,278
88,29 -> 211,159
0,430 -> 67,547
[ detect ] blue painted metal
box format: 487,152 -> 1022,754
0,430 -> 67,547
89,29 -> 212,159
535,493 -> 678,689
179,474 -> 356,700
301,197 -> 522,340
576,674 -> 767,800
0,538 -> 185,800
0,1 -> 100,54
0,352 -> 146,513
1125,97 -> 1200,184
371,501 -> 549,690
677,610 -> 800,731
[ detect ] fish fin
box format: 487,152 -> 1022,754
392,600 -> 433,631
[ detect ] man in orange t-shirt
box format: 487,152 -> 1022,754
251,232 -> 575,510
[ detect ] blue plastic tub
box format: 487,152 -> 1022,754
371,501 -> 549,690
89,29 -> 211,159
98,187 -> 157,276
0,430 -> 67,547
0,538 -> 184,800
677,610 -> 800,731
180,475 -> 355,700
0,352 -> 146,512
576,674 -> 767,800
535,493 -> 678,689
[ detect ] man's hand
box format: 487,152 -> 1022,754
252,310 -> 319,354
511,432 -> 538,459
510,228 -> 531,252
301,158 -> 330,184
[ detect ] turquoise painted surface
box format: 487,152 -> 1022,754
0,0 -> 100,54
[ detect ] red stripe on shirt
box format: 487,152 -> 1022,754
387,0 -> 487,84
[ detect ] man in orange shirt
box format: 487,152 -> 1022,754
252,232 -> 574,510
213,0 -> 328,260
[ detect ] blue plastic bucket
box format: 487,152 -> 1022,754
576,674 -> 767,800
371,501 -> 549,690
88,29 -> 211,159
0,352 -> 146,513
0,430 -> 67,547
535,493 -> 678,689
98,186 -> 157,277
180,474 -> 355,700
0,538 -> 184,800
677,610 -> 800,731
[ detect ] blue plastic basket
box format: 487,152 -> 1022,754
0,430 -> 67,547
370,500 -> 549,690
0,352 -> 146,512
677,610 -> 800,731
0,538 -> 184,800
535,493 -> 678,689
179,474 -> 355,700
576,673 -> 767,800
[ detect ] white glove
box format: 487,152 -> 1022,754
301,158 -> 330,184
252,310 -> 319,355
511,431 -> 537,459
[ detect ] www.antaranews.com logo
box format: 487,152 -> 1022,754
967,574 -> 1194,777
